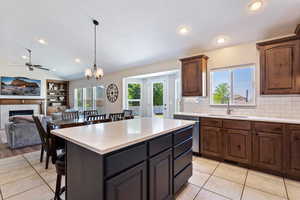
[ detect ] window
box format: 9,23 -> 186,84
127,83 -> 142,116
74,86 -> 105,113
210,65 -> 255,106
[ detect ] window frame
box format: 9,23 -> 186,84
74,86 -> 105,111
209,64 -> 256,107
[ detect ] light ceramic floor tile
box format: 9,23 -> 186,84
0,167 -> 36,185
175,183 -> 200,200
188,170 -> 210,187
0,159 -> 29,174
0,175 -> 45,199
5,185 -> 53,200
213,163 -> 247,184
242,187 -> 287,200
32,162 -> 55,174
23,151 -> 42,165
0,156 -> 24,166
246,170 -> 287,198
195,189 -> 230,200
284,178 -> 300,188
39,170 -> 57,183
193,157 -> 219,174
285,181 -> 300,200
204,176 -> 243,200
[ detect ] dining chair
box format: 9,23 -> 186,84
62,111 -> 79,120
83,110 -> 98,119
85,118 -> 112,125
123,109 -> 133,117
109,113 -> 125,121
32,115 -> 52,169
86,114 -> 106,121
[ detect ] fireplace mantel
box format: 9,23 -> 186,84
0,99 -> 45,114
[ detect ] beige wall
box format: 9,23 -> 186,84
70,41 -> 300,119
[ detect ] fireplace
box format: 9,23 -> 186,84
9,110 -> 34,117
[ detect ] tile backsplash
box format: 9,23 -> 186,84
182,96 -> 300,119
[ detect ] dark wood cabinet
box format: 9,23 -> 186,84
257,25 -> 300,95
149,149 -> 173,200
180,55 -> 208,96
201,126 -> 222,158
106,161 -> 147,200
253,131 -> 283,173
286,125 -> 300,179
223,129 -> 251,164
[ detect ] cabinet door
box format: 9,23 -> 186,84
260,40 -> 300,94
149,149 -> 173,200
106,162 -> 147,200
253,132 -> 283,172
181,56 -> 208,96
201,126 -> 222,158
286,126 -> 300,178
223,129 -> 251,164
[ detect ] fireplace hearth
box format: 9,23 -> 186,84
9,110 -> 34,117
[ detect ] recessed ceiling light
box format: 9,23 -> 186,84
177,26 -> 191,35
38,38 -> 47,45
248,0 -> 263,11
75,58 -> 81,63
52,69 -> 57,72
21,55 -> 28,59
217,37 -> 226,44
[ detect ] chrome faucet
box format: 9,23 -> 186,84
226,95 -> 233,115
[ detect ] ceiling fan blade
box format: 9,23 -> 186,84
32,65 -> 50,71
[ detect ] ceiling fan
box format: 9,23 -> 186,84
10,48 -> 51,71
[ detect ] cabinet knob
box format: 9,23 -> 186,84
294,136 -> 300,141
237,145 -> 241,150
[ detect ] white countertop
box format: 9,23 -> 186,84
51,118 -> 195,155
174,112 -> 300,124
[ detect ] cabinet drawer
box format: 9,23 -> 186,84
104,143 -> 147,178
174,138 -> 192,158
174,126 -> 193,145
149,134 -> 172,157
174,150 -> 193,176
174,164 -> 192,194
201,118 -> 222,128
254,122 -> 284,134
223,120 -> 251,130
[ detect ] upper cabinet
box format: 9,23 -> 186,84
257,24 -> 300,95
180,55 -> 208,96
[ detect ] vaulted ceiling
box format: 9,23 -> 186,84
1,0 -> 300,79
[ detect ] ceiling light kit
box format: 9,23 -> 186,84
85,19 -> 104,80
38,38 -> 47,45
248,0 -> 263,11
177,25 -> 191,35
75,58 -> 81,63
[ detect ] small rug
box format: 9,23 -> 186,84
0,129 -> 7,144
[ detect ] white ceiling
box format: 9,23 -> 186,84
1,0 -> 300,79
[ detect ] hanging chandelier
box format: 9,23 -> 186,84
85,19 -> 104,80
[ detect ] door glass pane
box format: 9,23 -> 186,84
153,82 -> 164,117
85,88 -> 94,110
211,70 -> 230,105
128,83 -> 141,99
76,88 -> 84,111
95,86 -> 105,113
232,67 -> 254,105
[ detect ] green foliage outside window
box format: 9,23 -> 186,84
213,83 -> 230,104
153,83 -> 163,106
128,83 -> 141,99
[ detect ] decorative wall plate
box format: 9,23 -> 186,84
106,83 -> 118,103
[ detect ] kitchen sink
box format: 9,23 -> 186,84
207,114 -> 249,119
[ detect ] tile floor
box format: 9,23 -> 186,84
0,152 -> 299,200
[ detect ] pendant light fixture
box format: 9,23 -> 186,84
85,19 -> 104,80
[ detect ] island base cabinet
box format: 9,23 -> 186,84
149,149 -> 173,200
286,125 -> 300,179
105,161 -> 147,200
253,132 -> 283,173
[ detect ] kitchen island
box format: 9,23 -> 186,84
52,117 -> 195,200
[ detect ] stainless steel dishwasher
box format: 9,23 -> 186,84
173,114 -> 200,155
